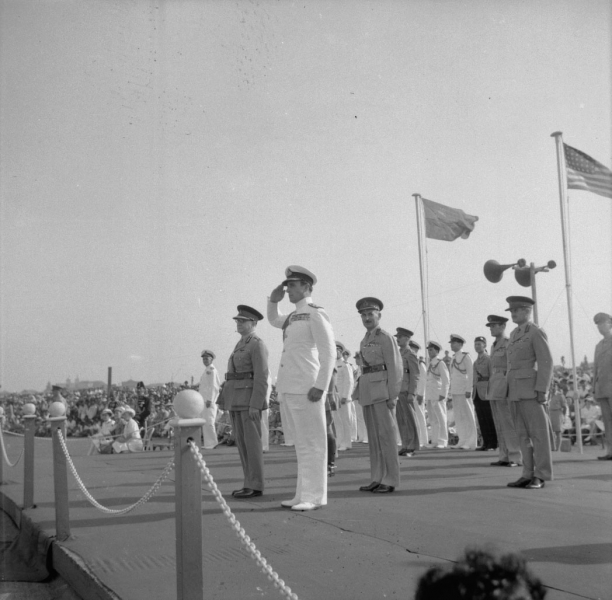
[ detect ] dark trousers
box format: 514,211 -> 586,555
396,392 -> 419,451
473,391 -> 498,449
230,410 -> 264,491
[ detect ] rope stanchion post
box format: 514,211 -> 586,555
172,390 -> 206,600
23,408 -> 37,508
49,402 -> 71,541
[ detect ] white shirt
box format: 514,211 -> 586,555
267,296 -> 336,395
336,358 -> 355,400
449,351 -> 473,394
199,365 -> 221,404
416,359 -> 427,397
425,358 -> 450,400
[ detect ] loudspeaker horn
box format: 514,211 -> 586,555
484,260 -> 523,283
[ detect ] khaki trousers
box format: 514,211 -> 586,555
363,402 -> 400,487
511,399 -> 553,481
231,410 -> 264,491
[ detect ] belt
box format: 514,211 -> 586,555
477,376 -> 490,382
225,372 -> 254,381
362,364 -> 387,375
492,368 -> 507,375
404,368 -> 410,373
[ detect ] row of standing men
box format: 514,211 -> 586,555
194,265 -> 558,510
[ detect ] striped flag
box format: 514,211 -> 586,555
564,143 -> 612,199
421,198 -> 478,241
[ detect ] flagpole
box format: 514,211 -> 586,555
551,131 -> 583,454
413,193 -> 430,363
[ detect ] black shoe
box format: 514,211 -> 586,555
506,461 -> 520,467
490,460 -> 510,466
398,448 -> 408,456
372,484 -> 395,493
359,481 -> 381,492
233,489 -> 262,498
597,455 -> 612,460
526,477 -> 545,489
475,447 -> 487,451
507,477 -> 532,488
232,488 -> 248,497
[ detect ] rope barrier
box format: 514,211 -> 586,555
187,440 -> 299,600
0,426 -> 23,468
56,429 -> 174,515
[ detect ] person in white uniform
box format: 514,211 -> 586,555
112,407 -> 143,453
341,349 -> 359,442
448,335 -> 477,450
334,341 -> 355,451
198,350 -> 222,449
267,265 -> 336,511
425,342 -> 450,448
410,341 -> 429,447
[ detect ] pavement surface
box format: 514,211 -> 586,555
0,432 -> 611,600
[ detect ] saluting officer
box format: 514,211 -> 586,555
394,328 -> 421,457
505,296 -> 554,489
267,266 -> 336,511
448,335 -> 477,450
486,315 -> 522,468
425,342 -> 450,448
472,336 -> 497,451
355,298 -> 403,493
217,305 -> 269,499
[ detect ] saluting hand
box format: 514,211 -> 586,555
307,387 -> 324,402
270,284 -> 286,303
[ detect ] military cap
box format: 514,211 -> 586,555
394,327 -> 414,338
408,340 -> 421,350
233,305 -> 264,321
335,340 -> 347,353
474,336 -> 487,344
449,334 -> 466,344
136,381 -> 146,389
593,312 -> 612,324
282,265 -> 317,286
356,297 -> 384,313
505,296 -> 535,311
52,385 -> 63,391
123,407 -> 136,417
200,349 -> 216,359
427,341 -> 442,352
486,315 -> 509,327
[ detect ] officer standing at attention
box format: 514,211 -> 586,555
267,266 -> 336,511
355,298 -> 403,493
592,312 -> 612,460
334,341 -> 355,452
472,337 -> 498,451
410,340 -> 429,448
486,315 -> 522,468
424,342 -> 450,448
394,328 -> 421,457
198,350 -> 222,449
449,335 -> 477,450
217,305 -> 269,499
505,296 -> 554,489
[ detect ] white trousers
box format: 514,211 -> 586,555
281,393 -> 328,506
354,401 -> 368,442
278,396 -> 295,445
336,401 -> 353,450
348,401 -> 358,441
427,397 -> 448,447
414,400 -> 428,446
452,394 -> 478,449
201,404 -> 218,449
262,408 -> 270,452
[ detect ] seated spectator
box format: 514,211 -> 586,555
414,547 -> 546,600
91,408 -> 115,454
580,397 -> 603,444
112,407 -> 143,453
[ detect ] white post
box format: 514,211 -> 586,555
413,194 -> 430,362
551,132 -> 583,453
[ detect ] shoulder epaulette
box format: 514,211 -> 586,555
308,303 -> 324,309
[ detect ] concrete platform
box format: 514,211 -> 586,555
0,433 -> 611,600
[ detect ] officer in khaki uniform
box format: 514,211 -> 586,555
394,328 -> 421,457
217,305 -> 269,498
355,298 -> 403,493
505,296 -> 554,489
486,315 -> 522,467
472,336 -> 497,451
593,312 -> 612,460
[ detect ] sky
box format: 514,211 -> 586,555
1,0 -> 610,393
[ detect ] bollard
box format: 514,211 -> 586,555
23,414 -> 37,508
49,401 -> 71,541
172,390 -> 206,600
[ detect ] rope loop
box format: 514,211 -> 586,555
187,440 -> 298,600
0,427 -> 23,468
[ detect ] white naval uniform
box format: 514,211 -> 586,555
414,358 -> 429,446
449,351 -> 477,449
268,296 -> 335,506
112,418 -> 143,453
425,358 -> 450,447
199,364 -> 221,449
335,358 -> 355,450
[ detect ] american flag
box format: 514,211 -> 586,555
564,143 -> 612,199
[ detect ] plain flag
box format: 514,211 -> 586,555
564,144 -> 612,199
421,198 -> 479,241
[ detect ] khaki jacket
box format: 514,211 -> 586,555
593,337 -> 612,399
487,337 -> 509,400
473,352 -> 491,399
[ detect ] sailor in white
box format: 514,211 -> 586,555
425,341 -> 450,448
410,341 -> 429,448
448,335 -> 477,449
334,341 -> 355,451
199,350 -> 222,449
267,266 -> 336,511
